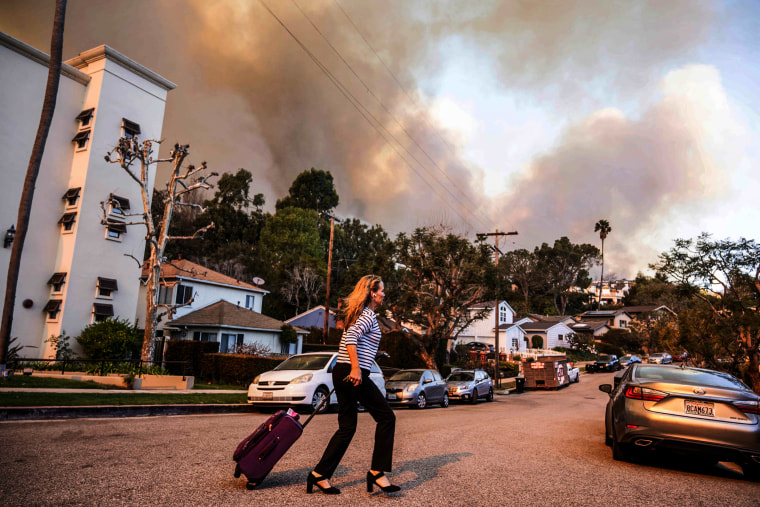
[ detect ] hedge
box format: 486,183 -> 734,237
200,353 -> 284,386
164,340 -> 219,377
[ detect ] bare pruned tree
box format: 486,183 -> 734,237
104,137 -> 216,361
280,264 -> 324,316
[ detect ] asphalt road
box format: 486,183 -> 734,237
1,372 -> 759,506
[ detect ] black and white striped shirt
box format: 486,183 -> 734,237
337,307 -> 381,371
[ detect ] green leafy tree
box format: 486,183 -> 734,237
499,248 -> 543,314
387,226 -> 495,369
652,234 -> 760,392
531,335 -> 544,349
333,219 -> 395,300
535,237 -> 600,316
76,318 -> 142,360
275,168 -> 339,214
259,207 -> 323,272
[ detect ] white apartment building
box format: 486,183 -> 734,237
0,32 -> 175,358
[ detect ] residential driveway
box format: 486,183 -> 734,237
1,372 -> 759,506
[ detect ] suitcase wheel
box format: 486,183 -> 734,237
246,481 -> 258,490
234,464 -> 241,478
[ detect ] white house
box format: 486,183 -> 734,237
520,321 -> 575,350
167,300 -> 307,356
0,32 -> 174,358
456,300 -> 517,352
577,309 -> 633,330
135,258 -> 268,333
497,323 -> 527,353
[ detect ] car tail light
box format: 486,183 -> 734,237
734,400 -> 760,415
625,386 -> 666,401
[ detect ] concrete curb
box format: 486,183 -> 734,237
0,403 -> 258,421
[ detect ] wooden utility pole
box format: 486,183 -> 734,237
321,213 -> 342,344
477,229 -> 518,387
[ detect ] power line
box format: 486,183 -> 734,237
257,0 -> 491,231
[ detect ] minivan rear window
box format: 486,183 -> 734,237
635,365 -> 748,390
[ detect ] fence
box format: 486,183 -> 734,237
7,357 -> 191,378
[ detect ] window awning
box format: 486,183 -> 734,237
62,187 -> 81,200
47,272 -> 67,285
58,212 -> 77,225
93,303 -> 114,317
44,300 -> 62,312
105,220 -> 127,233
109,194 -> 130,211
72,130 -> 90,143
97,277 -> 118,291
76,108 -> 94,121
122,118 -> 141,136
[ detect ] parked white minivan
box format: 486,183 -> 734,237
247,352 -> 386,412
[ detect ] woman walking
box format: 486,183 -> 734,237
308,275 -> 400,495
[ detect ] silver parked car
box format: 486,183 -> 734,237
446,369 -> 494,403
620,355 -> 642,367
385,369 -> 449,409
647,352 -> 672,364
600,363 -> 760,481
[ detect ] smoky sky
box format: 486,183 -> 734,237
1,0 -> 733,277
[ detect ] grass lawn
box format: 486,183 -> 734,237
0,391 -> 248,407
193,382 -> 246,390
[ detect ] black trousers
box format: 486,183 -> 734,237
313,362 -> 396,478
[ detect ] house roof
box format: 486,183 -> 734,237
141,259 -> 266,293
519,321 -> 557,332
498,323 -> 525,331
622,305 -> 676,315
528,314 -> 576,324
570,319 -> 611,331
578,309 -> 632,319
169,300 -> 304,332
284,305 -> 337,324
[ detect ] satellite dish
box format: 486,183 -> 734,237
252,277 -> 265,285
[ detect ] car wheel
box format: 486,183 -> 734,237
486,387 -> 494,402
612,425 -> 630,462
415,392 -> 427,409
575,373 -> 580,383
470,389 -> 478,404
311,387 -> 330,414
441,392 -> 449,408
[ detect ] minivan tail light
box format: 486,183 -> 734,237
625,386 -> 666,402
734,400 -> 760,415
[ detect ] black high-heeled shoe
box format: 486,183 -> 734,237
366,471 -> 400,493
307,471 -> 340,495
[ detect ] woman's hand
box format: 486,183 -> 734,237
347,366 -> 362,386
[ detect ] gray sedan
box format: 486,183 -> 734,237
446,369 -> 494,403
385,369 -> 449,409
600,363 -> 760,481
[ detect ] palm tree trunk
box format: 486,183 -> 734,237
0,0 -> 67,370
598,239 -> 605,309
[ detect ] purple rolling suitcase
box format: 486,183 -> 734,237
233,394 -> 331,490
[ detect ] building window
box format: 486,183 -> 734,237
58,212 -> 77,232
175,284 -> 193,304
512,338 -> 519,349
245,295 -> 255,309
558,334 -> 564,341
62,187 -> 81,207
76,108 -> 94,128
108,194 -> 130,216
620,320 -> 627,328
221,333 -> 243,353
499,307 -> 507,323
158,286 -> 173,305
92,303 -> 114,322
192,331 -> 217,342
72,130 -> 91,150
122,118 -> 141,138
44,300 -> 62,321
96,277 -> 118,299
104,219 -> 127,241
47,272 -> 67,293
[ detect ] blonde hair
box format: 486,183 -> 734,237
342,275 -> 383,329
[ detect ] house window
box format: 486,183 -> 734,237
122,118 -> 141,138
62,187 -> 81,207
192,331 -> 217,342
512,338 -> 518,349
47,272 -> 67,293
76,108 -> 94,128
245,295 -> 255,309
108,194 -> 130,216
620,321 -> 627,328
558,334 -> 564,342
58,212 -> 77,232
72,130 -> 91,150
96,277 -> 118,299
92,303 -> 114,322
175,285 -> 193,304
499,307 -> 507,323
104,219 -> 127,241
44,300 -> 62,321
220,333 -> 244,353
158,286 -> 173,305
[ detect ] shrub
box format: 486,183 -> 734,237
553,346 -> 595,362
164,339 -> 220,377
498,361 -> 520,378
531,335 -> 543,349
280,325 -> 298,344
200,353 -> 284,386
595,341 -> 624,357
76,318 -> 141,360
46,331 -> 76,361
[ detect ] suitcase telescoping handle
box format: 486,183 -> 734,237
301,387 -> 335,429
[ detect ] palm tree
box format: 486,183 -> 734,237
1,0 -> 67,372
594,219 -> 612,309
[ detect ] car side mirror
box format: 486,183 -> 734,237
599,384 -> 612,395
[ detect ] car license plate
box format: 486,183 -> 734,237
263,391 -> 273,400
387,393 -> 397,400
685,400 -> 714,417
